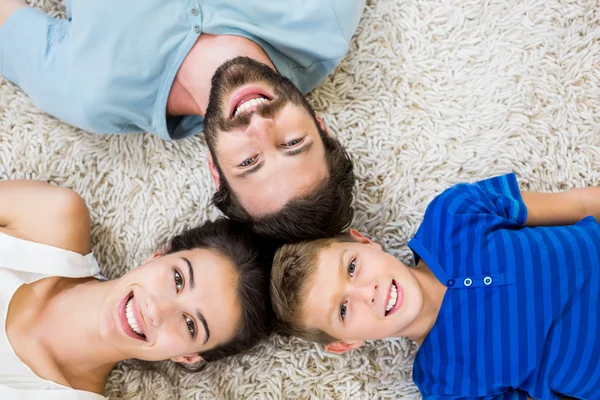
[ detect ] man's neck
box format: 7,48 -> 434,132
167,34 -> 276,117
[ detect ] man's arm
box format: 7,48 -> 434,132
521,186 -> 600,226
0,181 -> 92,255
0,0 -> 26,27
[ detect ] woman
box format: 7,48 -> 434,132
0,180 -> 273,398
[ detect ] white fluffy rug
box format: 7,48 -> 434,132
1,0 -> 599,398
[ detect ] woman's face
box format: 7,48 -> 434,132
98,248 -> 241,364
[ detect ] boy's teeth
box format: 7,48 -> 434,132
386,283 -> 398,312
125,298 -> 143,336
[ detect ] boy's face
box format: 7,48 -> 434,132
302,230 -> 424,353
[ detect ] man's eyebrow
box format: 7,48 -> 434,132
196,309 -> 210,344
236,160 -> 265,178
327,249 -> 348,327
183,257 -> 195,290
284,141 -> 313,157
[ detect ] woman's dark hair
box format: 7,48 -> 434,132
165,217 -> 274,371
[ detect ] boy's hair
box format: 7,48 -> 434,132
270,233 -> 358,345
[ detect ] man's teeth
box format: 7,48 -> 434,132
125,298 -> 143,336
234,97 -> 269,116
386,283 -> 398,313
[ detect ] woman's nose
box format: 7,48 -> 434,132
144,294 -> 176,327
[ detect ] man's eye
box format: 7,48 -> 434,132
340,302 -> 348,321
185,316 -> 196,338
283,138 -> 303,147
348,259 -> 356,277
239,157 -> 256,167
174,269 -> 184,292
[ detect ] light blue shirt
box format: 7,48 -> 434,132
0,0 -> 365,140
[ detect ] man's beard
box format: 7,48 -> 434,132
203,56 -> 309,149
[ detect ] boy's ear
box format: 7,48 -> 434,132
171,353 -> 204,365
207,152 -> 221,190
348,229 -> 382,251
324,340 -> 364,354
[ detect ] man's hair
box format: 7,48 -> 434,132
270,233 -> 358,345
211,120 -> 355,242
165,218 -> 274,370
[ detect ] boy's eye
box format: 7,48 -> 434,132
185,316 -> 196,339
348,259 -> 356,277
283,138 -> 304,147
239,156 -> 257,167
174,269 -> 184,292
340,302 -> 348,321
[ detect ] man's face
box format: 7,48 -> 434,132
301,231 -> 425,351
204,57 -> 328,218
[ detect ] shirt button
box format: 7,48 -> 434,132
191,7 -> 199,16
447,279 -> 455,287
463,278 -> 473,287
484,276 -> 493,285
194,25 -> 201,34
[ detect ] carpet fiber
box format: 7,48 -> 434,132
1,0 -> 599,398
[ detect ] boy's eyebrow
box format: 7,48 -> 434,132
327,249 -> 348,327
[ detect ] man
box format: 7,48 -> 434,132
0,0 -> 364,240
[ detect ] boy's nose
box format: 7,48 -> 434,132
350,281 -> 379,306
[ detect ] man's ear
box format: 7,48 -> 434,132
171,353 -> 204,365
315,114 -> 330,136
324,340 -> 364,354
348,229 -> 382,251
207,152 -> 221,190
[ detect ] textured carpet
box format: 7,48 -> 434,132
1,0 -> 599,398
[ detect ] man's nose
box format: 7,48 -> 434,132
245,114 -> 276,142
144,294 -> 176,327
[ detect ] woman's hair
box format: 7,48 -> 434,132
164,217 -> 275,371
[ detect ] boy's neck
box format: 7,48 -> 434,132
408,260 -> 446,345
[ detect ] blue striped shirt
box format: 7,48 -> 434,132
409,173 -> 600,400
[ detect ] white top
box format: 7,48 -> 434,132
0,233 -> 107,399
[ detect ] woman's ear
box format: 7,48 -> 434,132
141,249 -> 165,265
171,353 -> 204,365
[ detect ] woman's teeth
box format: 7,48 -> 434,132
386,282 -> 398,313
125,298 -> 144,337
234,97 -> 269,116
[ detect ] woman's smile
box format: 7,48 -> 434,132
119,292 -> 147,341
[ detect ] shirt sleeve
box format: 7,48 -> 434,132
0,8 -> 75,125
409,173 -> 528,269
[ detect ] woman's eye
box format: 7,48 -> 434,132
239,157 -> 257,167
348,259 -> 356,277
174,269 -> 184,292
283,138 -> 303,147
185,316 -> 196,338
340,302 -> 348,321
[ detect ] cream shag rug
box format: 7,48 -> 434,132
1,0 -> 599,398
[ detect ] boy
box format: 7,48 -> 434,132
270,173 -> 600,399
